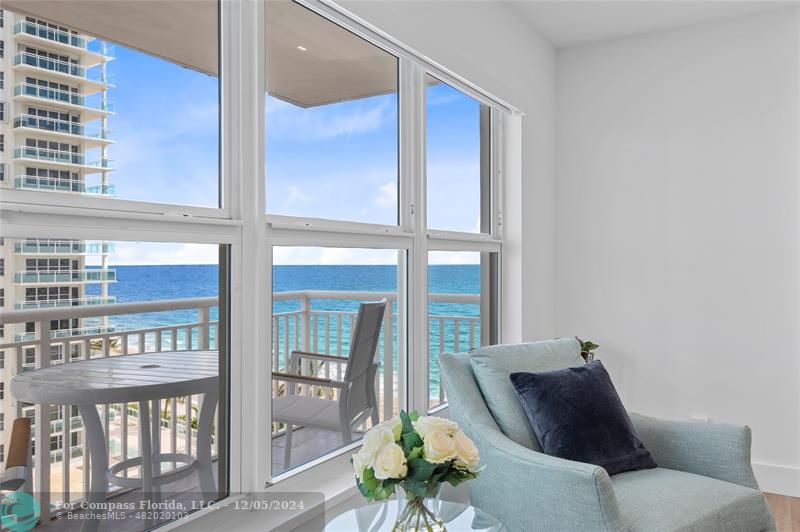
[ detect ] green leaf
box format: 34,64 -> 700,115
409,410 -> 420,422
408,458 -> 436,482
374,480 -> 397,501
403,478 -> 428,499
408,446 -> 424,461
402,432 -> 423,453
362,467 -> 379,492
400,410 -> 414,435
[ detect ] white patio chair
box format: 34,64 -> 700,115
272,300 -> 387,469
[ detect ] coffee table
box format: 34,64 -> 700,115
326,499 -> 504,531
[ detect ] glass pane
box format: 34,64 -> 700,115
428,251 -> 481,411
426,75 -> 490,233
272,247 -> 401,475
265,1 -> 399,225
1,6 -> 219,207
0,237 -> 227,528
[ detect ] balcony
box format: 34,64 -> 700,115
0,291 -> 476,517
15,297 -> 117,310
13,21 -> 113,66
14,240 -> 115,255
14,84 -> 115,121
15,114 -> 113,144
13,52 -> 114,94
13,269 -> 117,284
13,175 -> 115,196
14,147 -> 114,173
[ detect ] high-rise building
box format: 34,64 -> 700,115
0,9 -> 115,469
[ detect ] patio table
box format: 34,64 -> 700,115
11,351 -> 219,532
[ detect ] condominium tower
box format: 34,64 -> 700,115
0,9 -> 115,469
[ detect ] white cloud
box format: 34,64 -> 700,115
375,182 -> 397,208
429,251 -> 480,265
274,247 -> 398,265
86,242 -> 219,266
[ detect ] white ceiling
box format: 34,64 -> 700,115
506,0 -> 798,47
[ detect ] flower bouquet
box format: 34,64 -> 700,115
352,410 -> 482,531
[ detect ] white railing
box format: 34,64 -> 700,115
14,239 -> 114,255
14,20 -> 90,50
14,52 -> 113,85
13,269 -> 117,284
15,297 -> 117,310
0,290 -> 478,510
15,112 -> 113,138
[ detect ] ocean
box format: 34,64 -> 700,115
86,265 -> 481,394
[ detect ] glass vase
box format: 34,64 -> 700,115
393,485 -> 446,532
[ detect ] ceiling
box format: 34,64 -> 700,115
506,0 -> 797,48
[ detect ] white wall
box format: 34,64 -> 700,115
339,0 -> 558,341
556,8 -> 800,495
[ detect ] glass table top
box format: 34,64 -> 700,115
326,499 -> 503,531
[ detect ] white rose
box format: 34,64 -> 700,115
378,417 -> 402,441
413,416 -> 459,439
362,426 -> 394,456
352,450 -> 372,479
453,430 -> 480,471
423,429 -> 457,464
372,443 -> 408,480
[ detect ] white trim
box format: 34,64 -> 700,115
310,0 -> 522,116
753,462 -> 800,497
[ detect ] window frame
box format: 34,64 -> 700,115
0,0 -> 520,518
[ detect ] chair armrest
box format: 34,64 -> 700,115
290,351 -> 350,364
0,466 -> 27,492
271,371 -> 347,389
630,412 -> 760,489
465,430 -> 625,531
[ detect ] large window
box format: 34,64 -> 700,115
265,1 -> 398,225
0,0 -> 512,527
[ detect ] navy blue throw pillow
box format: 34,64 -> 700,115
509,360 -> 657,475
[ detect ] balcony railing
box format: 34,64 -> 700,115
14,148 -> 114,171
14,85 -> 115,113
15,297 -> 117,310
13,175 -> 116,196
15,114 -> 113,139
15,20 -> 89,49
0,291 -> 478,517
14,52 -> 113,85
15,240 -> 115,255
14,269 -> 117,284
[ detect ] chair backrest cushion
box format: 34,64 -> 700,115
469,338 -> 584,450
6,417 -> 31,469
344,300 -> 387,416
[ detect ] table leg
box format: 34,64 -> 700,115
139,401 -> 155,529
196,388 -> 218,500
150,399 -> 162,503
78,404 -> 107,532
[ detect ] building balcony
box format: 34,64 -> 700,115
13,269 -> 117,285
14,239 -> 115,255
15,297 -> 117,310
13,21 -> 113,67
13,52 -> 114,95
14,147 -> 113,173
14,113 -> 113,148
14,84 -> 115,121
13,175 -> 116,196
14,325 -> 117,343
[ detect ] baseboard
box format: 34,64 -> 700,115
753,462 -> 800,497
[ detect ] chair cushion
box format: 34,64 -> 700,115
272,396 -> 342,430
510,361 -> 657,475
469,338 -> 585,450
612,467 -> 773,532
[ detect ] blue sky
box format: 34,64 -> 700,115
99,44 -> 482,265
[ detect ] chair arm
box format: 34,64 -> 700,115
290,350 -> 350,364
0,466 -> 27,492
630,412 -> 760,489
271,371 -> 347,389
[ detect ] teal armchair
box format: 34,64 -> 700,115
438,340 -> 775,532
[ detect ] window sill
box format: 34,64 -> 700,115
163,452 -> 358,531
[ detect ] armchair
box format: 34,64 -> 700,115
438,343 -> 776,532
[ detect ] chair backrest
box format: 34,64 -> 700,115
343,300 -> 387,417
6,417 -> 31,470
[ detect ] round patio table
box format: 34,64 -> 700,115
326,499 -> 504,531
11,351 -> 219,532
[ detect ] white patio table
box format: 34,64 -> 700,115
11,351 -> 219,532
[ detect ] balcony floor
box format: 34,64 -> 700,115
272,426 -> 363,477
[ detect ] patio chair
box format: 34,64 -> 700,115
0,417 -> 32,493
272,300 -> 387,469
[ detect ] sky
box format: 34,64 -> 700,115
87,35 -> 483,265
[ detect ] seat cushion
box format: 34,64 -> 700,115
272,395 -> 342,430
469,338 -> 585,450
612,467 -> 773,532
510,361 -> 657,475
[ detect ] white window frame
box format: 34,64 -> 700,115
0,0 -> 521,524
